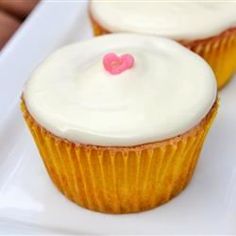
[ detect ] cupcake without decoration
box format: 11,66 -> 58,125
90,1 -> 236,89
21,34 -> 218,214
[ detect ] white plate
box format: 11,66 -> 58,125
0,1 -> 236,234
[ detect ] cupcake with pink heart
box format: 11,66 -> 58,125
21,33 -> 218,214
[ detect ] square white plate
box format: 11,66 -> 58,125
0,1 -> 236,234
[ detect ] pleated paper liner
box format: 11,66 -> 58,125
90,16 -> 236,89
182,28 -> 236,89
21,100 -> 218,214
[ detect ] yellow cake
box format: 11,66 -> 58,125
21,34 -> 218,213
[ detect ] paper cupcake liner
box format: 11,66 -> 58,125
90,17 -> 236,89
182,28 -> 236,89
21,100 -> 218,214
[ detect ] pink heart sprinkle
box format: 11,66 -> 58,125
103,53 -> 135,75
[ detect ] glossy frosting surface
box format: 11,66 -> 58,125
24,34 -> 216,146
90,1 -> 236,40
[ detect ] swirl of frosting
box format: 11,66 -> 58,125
90,1 -> 236,40
24,34 -> 216,146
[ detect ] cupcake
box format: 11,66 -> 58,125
21,34 -> 218,214
89,2 -> 236,89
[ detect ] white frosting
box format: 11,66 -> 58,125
24,34 -> 216,147
90,1 -> 236,40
